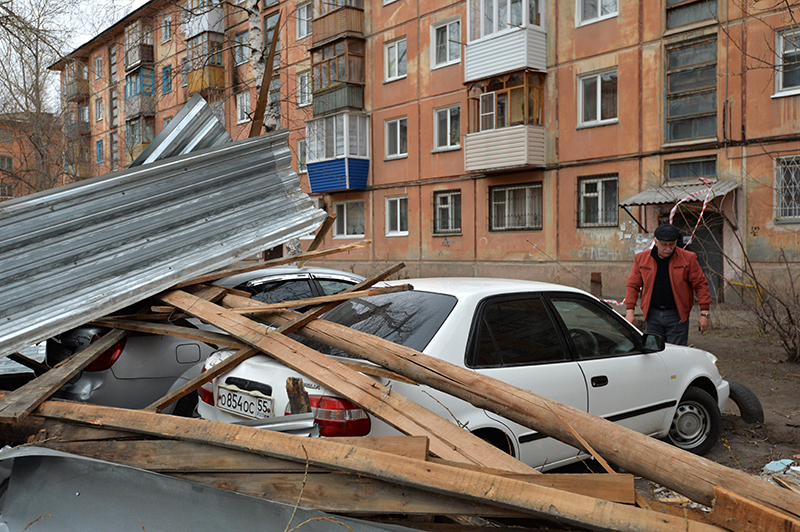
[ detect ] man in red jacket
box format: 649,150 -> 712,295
625,224 -> 711,345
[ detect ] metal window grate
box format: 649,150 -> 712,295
490,183 -> 542,231
776,156 -> 800,221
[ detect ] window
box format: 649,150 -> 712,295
312,38 -> 365,91
776,29 -> 800,94
578,174 -> 618,227
306,113 -> 368,162
468,0 -> 535,41
434,105 -> 461,150
124,67 -> 155,99
468,296 -> 566,369
490,182 -> 543,231
384,38 -> 407,81
95,99 -> 104,121
297,71 -> 312,106
236,91 -> 251,123
385,117 -> 407,158
94,56 -> 102,79
432,19 -> 460,68
0,183 -> 12,199
666,156 -> 716,180
333,200 -> 365,237
386,196 -> 409,236
188,32 -> 223,69
578,0 -> 617,25
110,89 -> 119,127
162,65 -> 172,94
126,116 -> 154,146
666,37 -> 717,142
468,72 -> 544,132
297,3 -> 312,39
96,140 -> 104,163
181,58 -> 188,86
162,15 -> 172,43
579,69 -> 618,126
666,0 -> 717,30
235,31 -> 250,64
434,190 -> 461,234
775,156 -> 800,222
0,156 -> 13,171
264,11 -> 281,71
297,139 -> 307,173
268,76 -> 281,129
0,130 -> 11,143
110,132 -> 119,170
550,296 -> 639,359
109,44 -> 117,82
79,103 -> 89,123
319,0 -> 362,16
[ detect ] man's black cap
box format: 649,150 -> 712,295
654,224 -> 681,242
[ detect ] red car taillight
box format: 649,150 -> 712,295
83,334 -> 127,372
308,395 -> 370,437
198,367 -> 214,405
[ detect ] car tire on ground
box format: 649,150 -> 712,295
727,379 -> 764,424
172,392 -> 199,418
666,386 -> 721,455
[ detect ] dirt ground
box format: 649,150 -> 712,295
686,307 -> 800,474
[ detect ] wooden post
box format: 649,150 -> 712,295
590,272 -> 602,297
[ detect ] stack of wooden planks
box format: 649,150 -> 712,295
1,237 -> 799,532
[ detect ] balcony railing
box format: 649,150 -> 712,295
465,26 -> 546,82
65,120 -> 90,137
64,79 -> 89,102
124,44 -> 154,71
187,66 -> 225,94
464,125 -> 545,172
125,93 -> 156,118
312,85 -> 364,116
312,7 -> 363,46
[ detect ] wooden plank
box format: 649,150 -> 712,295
248,11 -> 280,138
6,352 -> 49,375
172,240 -> 372,288
24,400 -> 727,532
0,329 -> 128,422
90,319 -> 246,349
709,487 -> 800,532
41,419 -> 143,442
634,491 -> 717,526
253,307 -> 800,516
159,289 -> 537,474
229,284 -> 413,315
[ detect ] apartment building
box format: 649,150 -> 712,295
52,0 -> 800,300
0,113 -> 66,200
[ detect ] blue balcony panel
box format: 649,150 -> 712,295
308,157 -> 368,193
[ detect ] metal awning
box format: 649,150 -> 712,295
620,181 -> 739,207
0,130 -> 325,356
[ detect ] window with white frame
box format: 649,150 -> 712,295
162,15 -> 172,43
434,105 -> 460,150
579,69 -> 617,126
297,139 -> 307,173
666,37 -> 717,142
433,190 -> 461,234
578,0 -> 617,25
468,0 -> 540,41
306,113 -> 368,162
385,117 -> 407,158
0,156 -> 12,171
432,19 -> 460,68
578,174 -> 618,227
297,70 -> 312,106
94,56 -> 102,79
181,58 -> 188,86
297,3 -> 312,39
776,29 -> 800,95
386,196 -> 409,236
236,91 -> 251,123
235,31 -> 250,65
333,200 -> 365,237
666,0 -> 717,30
775,156 -> 800,222
384,38 -> 407,82
490,183 -> 543,231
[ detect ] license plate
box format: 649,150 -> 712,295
216,384 -> 273,419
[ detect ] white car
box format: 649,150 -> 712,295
197,278 -> 729,469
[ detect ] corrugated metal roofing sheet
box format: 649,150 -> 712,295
0,130 -> 325,356
620,181 -> 739,207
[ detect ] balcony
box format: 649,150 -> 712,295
313,85 -> 363,116
312,6 -> 363,46
65,120 -> 90,137
188,66 -> 224,94
464,125 -> 545,172
465,26 -> 546,82
124,44 -> 154,71
184,6 -> 224,40
64,79 -> 89,102
307,158 -> 369,193
125,93 -> 156,118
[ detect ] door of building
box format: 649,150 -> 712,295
671,211 -> 724,302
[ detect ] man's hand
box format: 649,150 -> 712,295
698,314 -> 710,333
625,308 -> 636,325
